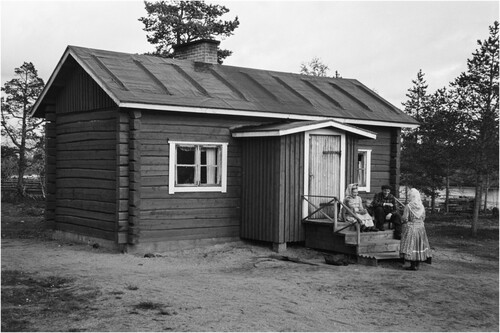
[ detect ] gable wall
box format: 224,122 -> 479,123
56,65 -> 116,114
49,66 -> 119,242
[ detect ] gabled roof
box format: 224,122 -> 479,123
232,119 -> 377,139
32,45 -> 419,128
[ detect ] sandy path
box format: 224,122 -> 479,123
2,237 -> 498,332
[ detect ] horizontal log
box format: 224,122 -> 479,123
118,199 -> 128,212
57,159 -> 115,170
56,178 -> 116,190
56,207 -> 115,222
139,226 -> 239,242
141,217 -> 239,230
141,124 -> 229,136
140,206 -> 240,219
118,143 -> 129,155
54,220 -> 115,240
57,131 -> 116,143
57,109 -> 116,124
119,176 -> 129,187
141,197 -> 239,210
56,121 -> 115,135
57,150 -> 116,161
57,199 -> 116,214
118,188 -> 129,199
54,188 -> 113,201
140,113 -> 262,127
56,169 -> 115,180
119,131 -> 128,144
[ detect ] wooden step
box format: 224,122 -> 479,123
357,239 -> 400,254
342,230 -> 395,244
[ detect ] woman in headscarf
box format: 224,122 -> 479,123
343,183 -> 378,232
400,188 -> 432,271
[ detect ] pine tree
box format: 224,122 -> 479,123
401,70 -> 430,192
1,62 -> 45,197
139,0 -> 240,64
453,21 -> 499,235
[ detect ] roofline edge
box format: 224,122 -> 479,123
232,120 -> 377,139
119,102 -> 420,129
30,46 -> 122,118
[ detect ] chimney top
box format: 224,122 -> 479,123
173,39 -> 220,64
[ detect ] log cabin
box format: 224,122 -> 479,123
31,39 -> 419,257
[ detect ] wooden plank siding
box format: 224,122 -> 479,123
137,111 -> 264,244
240,137 -> 281,242
240,133 -> 305,244
358,126 -> 400,197
55,60 -> 116,114
279,133 -> 305,242
344,135 -> 359,185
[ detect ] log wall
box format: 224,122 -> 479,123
138,111 -> 264,244
358,126 -> 400,197
54,109 -> 118,240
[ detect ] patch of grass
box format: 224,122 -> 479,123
1,202 -> 49,240
126,284 -> 139,291
134,301 -> 165,311
426,214 -> 499,241
1,270 -> 100,332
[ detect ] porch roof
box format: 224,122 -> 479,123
231,119 -> 377,139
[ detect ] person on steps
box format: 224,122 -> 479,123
370,185 -> 402,239
400,188 -> 432,271
344,183 -> 378,232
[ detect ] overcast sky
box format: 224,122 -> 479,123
1,0 -> 498,108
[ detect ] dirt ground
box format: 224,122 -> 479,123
1,201 -> 499,332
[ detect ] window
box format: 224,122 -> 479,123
357,149 -> 371,192
169,141 -> 228,194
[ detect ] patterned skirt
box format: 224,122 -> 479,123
399,221 -> 432,261
346,212 -> 374,228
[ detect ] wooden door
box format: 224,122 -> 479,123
309,135 -> 341,218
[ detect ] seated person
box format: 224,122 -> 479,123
370,185 -> 402,238
344,183 -> 378,232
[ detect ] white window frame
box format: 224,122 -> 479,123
357,149 -> 372,192
168,140 -> 228,194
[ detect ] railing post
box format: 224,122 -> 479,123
356,222 -> 361,256
333,199 -> 338,231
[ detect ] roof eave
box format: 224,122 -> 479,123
119,102 -> 419,129
232,120 -> 377,139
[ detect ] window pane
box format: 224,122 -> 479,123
177,166 -> 195,184
201,166 -> 219,185
177,146 -> 195,164
357,153 -> 366,186
201,147 -> 219,166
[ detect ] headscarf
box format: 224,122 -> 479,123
345,183 -> 358,198
406,188 -> 425,219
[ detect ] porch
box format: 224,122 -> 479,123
302,195 -> 401,266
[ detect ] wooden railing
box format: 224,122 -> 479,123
302,195 -> 364,255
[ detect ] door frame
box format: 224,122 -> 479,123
303,128 -> 346,219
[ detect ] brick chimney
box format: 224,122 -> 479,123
173,39 -> 220,64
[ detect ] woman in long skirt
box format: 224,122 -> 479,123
400,188 -> 432,270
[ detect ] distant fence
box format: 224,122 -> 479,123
1,179 -> 44,200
